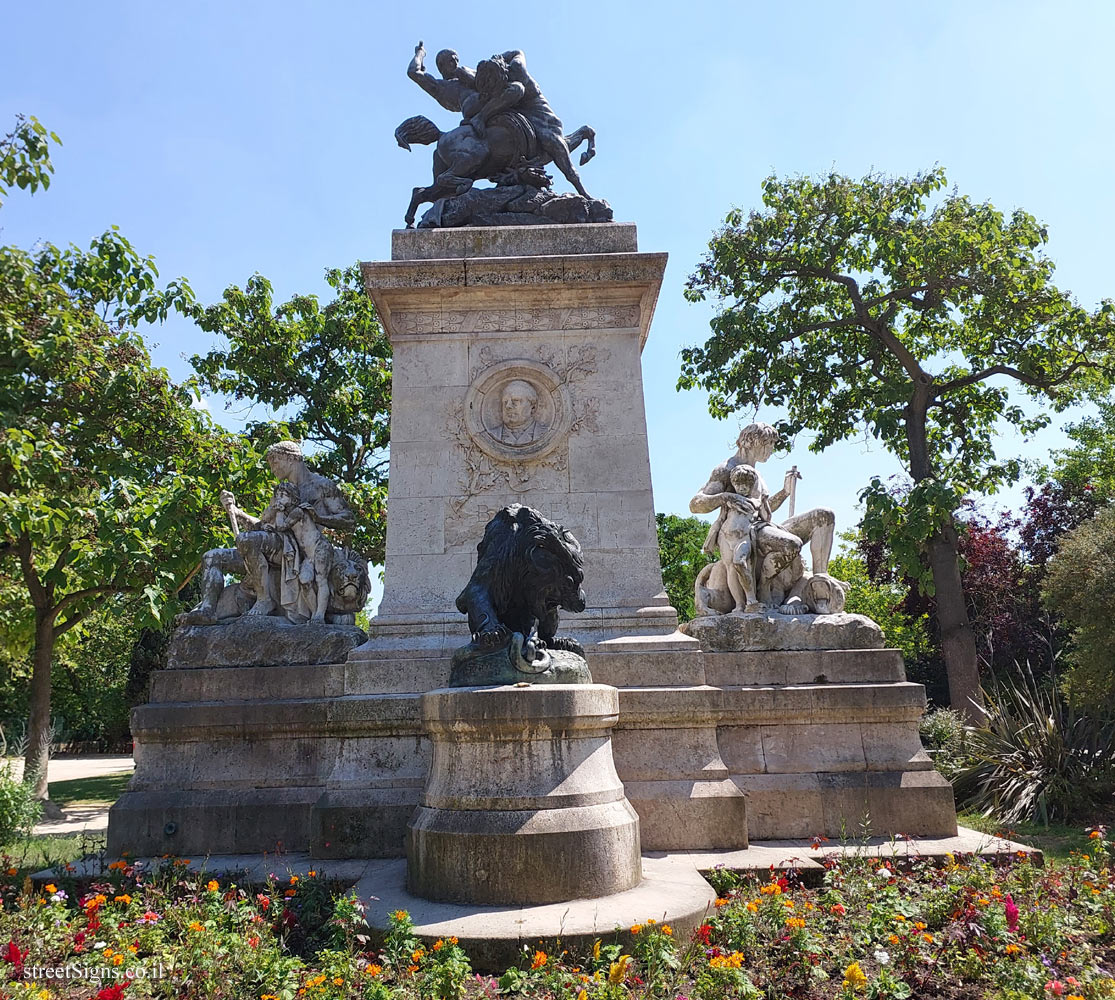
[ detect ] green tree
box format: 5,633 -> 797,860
1,122 -> 266,810
681,169 -> 1115,719
1045,399 -> 1115,503
827,548 -> 931,667
0,115 -> 58,208
191,267 -> 391,562
1042,505 -> 1115,710
655,513 -> 715,622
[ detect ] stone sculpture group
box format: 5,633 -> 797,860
689,422 -> 847,618
395,42 -> 612,228
184,441 -> 371,626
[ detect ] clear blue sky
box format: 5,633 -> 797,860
5,1 -> 1114,598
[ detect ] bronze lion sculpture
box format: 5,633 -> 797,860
455,503 -> 587,662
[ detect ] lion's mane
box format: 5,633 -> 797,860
455,503 -> 586,647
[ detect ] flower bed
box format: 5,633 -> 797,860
0,831 -> 1111,999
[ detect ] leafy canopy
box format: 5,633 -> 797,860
191,266 -> 391,561
0,115 -> 59,207
682,168 -> 1115,584
0,230 -> 268,631
655,513 -> 714,622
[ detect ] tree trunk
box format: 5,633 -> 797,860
906,382 -> 986,724
927,520 -> 986,724
24,616 -> 63,820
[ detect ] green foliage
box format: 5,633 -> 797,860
918,707 -> 969,778
1042,505 -> 1115,709
828,549 -> 931,664
655,513 -> 714,621
954,668 -> 1115,825
0,115 -> 59,207
681,166 -> 1115,598
0,759 -> 40,843
1044,399 -> 1115,503
191,266 -> 392,562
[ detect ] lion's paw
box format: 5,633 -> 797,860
473,625 -> 511,649
547,636 -> 585,656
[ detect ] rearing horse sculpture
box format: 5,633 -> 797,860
395,113 -> 596,228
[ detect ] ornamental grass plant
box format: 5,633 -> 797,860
0,832 -> 1112,1000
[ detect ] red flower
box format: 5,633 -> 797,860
3,940 -> 27,973
95,984 -> 127,1000
694,923 -> 712,945
1004,894 -> 1020,933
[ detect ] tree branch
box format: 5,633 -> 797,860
934,360 -> 1100,396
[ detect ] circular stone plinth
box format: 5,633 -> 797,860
360,855 -> 715,972
407,684 -> 641,905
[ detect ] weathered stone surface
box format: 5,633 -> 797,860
449,645 -> 591,687
407,684 -> 642,904
167,617 -> 366,668
391,223 -> 638,260
681,611 -> 884,651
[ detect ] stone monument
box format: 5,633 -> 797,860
109,43 -> 957,869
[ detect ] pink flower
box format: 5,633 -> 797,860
1004,894 -> 1019,933
1045,982 -> 1065,996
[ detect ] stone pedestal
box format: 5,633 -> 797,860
407,684 -> 641,905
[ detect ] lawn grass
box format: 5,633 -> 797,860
2,831 -> 107,874
47,768 -> 133,807
957,809 -> 1097,861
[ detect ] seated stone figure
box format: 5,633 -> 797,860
185,441 -> 370,626
690,422 -> 840,617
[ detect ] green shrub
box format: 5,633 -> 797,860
0,758 -> 41,844
1042,505 -> 1115,710
919,707 -> 970,777
953,668 -> 1115,825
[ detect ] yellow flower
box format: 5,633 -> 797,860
662,925 -> 673,936
646,917 -> 656,924
531,950 -> 548,969
592,939 -> 601,961
1005,943 -> 1022,956
608,956 -> 631,984
923,933 -> 933,943
577,992 -> 587,1000
262,995 -> 280,999
785,917 -> 806,930
893,914 -> 906,922
333,978 -> 344,986
115,894 -> 132,905
207,880 -> 219,891
843,961 -> 867,992
745,900 -> 758,913
189,921 -> 204,932
112,954 -> 124,966
714,897 -> 729,907
760,883 -> 782,895
308,869 -> 317,876
709,951 -> 744,969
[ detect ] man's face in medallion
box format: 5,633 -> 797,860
501,380 -> 538,431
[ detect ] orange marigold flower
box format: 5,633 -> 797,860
448,936 -> 458,945
284,889 -> 296,897
189,921 -> 203,932
5,867 -> 17,876
646,917 -> 656,924
1006,943 -> 1022,956
630,923 -> 643,934
893,914 -> 906,922
308,869 -> 317,876
662,925 -> 673,936
207,880 -> 219,892
333,978 -> 344,986
114,894 -> 132,905
785,917 -> 806,930
745,901 -> 758,913
108,861 -> 127,871
1089,830 -> 1102,839
888,934 -> 900,945
412,949 -> 425,962
365,964 -> 383,976
44,884 -> 57,894
714,898 -> 729,907
112,954 -> 124,966
760,883 -> 782,896
433,939 -> 444,951
914,922 -> 927,931
532,950 -> 548,969
289,875 -> 299,885
923,933 -> 933,943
